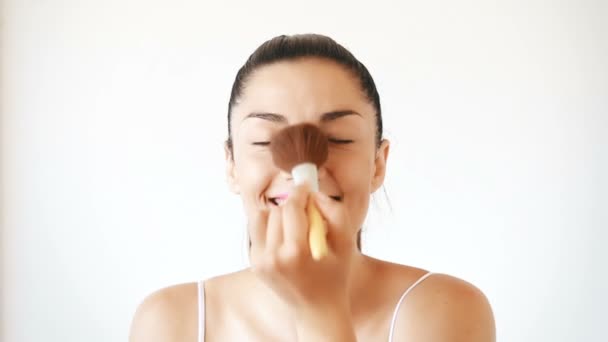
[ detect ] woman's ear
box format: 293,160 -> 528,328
225,142 -> 240,194
370,139 -> 390,193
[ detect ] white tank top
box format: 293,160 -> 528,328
197,272 -> 434,342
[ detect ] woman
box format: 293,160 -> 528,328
130,34 -> 496,341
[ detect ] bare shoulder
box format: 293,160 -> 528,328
128,271 -> 248,342
129,282 -> 199,342
394,270 -> 496,342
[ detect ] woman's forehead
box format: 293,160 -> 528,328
232,58 -> 373,123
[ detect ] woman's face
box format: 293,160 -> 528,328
226,57 -> 389,235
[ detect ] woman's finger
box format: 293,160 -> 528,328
281,184 -> 310,251
247,208 -> 269,255
266,207 -> 283,252
312,192 -> 349,230
312,192 -> 353,253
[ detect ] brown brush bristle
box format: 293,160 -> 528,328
270,123 -> 329,172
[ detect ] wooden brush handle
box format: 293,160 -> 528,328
307,199 -> 329,260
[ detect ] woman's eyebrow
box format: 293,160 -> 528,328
243,109 -> 361,123
244,112 -> 287,123
320,110 -> 362,122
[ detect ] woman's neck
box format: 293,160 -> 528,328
345,252 -> 384,317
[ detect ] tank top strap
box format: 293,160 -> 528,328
197,280 -> 205,342
387,272 -> 434,342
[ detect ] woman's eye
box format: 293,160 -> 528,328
328,138 -> 354,144
251,139 -> 351,146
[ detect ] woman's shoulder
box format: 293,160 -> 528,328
129,282 -> 199,342
377,259 -> 496,341
129,271 -> 247,342
371,258 -> 491,303
375,258 -> 485,294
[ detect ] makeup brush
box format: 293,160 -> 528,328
270,123 -> 329,261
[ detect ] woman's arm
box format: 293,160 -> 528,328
248,185 -> 360,341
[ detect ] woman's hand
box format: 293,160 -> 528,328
248,183 -> 357,341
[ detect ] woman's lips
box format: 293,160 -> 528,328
268,193 -> 289,206
275,193 -> 289,201
267,193 -> 342,206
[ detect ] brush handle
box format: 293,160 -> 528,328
307,199 -> 329,261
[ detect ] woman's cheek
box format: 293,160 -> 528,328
333,155 -> 374,228
237,153 -> 275,194
331,150 -> 373,186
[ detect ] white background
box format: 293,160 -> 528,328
1,0 -> 607,341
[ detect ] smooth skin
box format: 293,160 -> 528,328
130,57 -> 496,341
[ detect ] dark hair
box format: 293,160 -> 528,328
228,34 -> 384,251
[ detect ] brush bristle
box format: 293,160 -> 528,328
270,123 -> 329,172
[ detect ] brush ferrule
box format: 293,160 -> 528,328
291,163 -> 319,192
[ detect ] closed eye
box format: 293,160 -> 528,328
253,139 -> 351,146
328,138 -> 354,144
